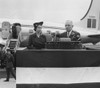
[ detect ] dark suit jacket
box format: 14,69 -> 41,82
57,30 -> 81,41
27,33 -> 46,49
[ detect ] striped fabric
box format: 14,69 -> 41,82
16,49 -> 100,88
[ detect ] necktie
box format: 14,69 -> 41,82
67,32 -> 69,38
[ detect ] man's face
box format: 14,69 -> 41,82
36,25 -> 42,34
65,23 -> 73,32
6,51 -> 11,57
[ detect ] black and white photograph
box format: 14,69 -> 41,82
0,0 -> 100,88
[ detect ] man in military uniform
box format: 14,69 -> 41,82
4,49 -> 16,81
57,20 -> 81,41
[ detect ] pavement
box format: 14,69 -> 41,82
0,68 -> 16,88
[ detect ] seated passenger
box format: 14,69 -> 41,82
27,22 -> 46,49
56,20 -> 81,41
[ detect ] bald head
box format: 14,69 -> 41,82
65,20 -> 73,32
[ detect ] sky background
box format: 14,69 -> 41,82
0,0 -> 91,24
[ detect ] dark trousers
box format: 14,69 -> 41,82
6,68 -> 16,80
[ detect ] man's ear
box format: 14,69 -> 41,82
72,25 -> 74,28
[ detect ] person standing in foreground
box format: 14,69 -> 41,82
4,49 -> 16,82
27,22 -> 46,49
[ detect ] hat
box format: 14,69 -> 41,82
33,21 -> 43,31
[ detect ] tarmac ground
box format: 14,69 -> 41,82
0,68 -> 16,88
